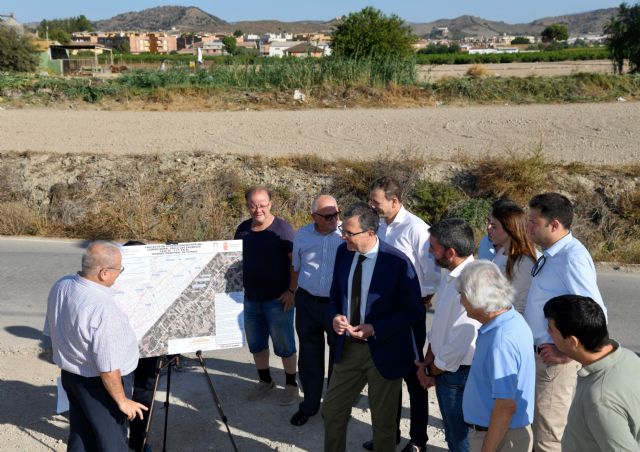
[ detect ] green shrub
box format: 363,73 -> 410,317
409,180 -> 464,224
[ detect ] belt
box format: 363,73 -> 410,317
298,287 -> 330,303
466,423 -> 489,432
346,336 -> 367,344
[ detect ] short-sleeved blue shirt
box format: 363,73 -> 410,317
235,216 -> 295,302
463,308 -> 535,428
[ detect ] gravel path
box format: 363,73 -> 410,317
1,102 -> 639,164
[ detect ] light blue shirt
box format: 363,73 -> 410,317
44,274 -> 139,377
477,234 -> 495,260
524,233 -> 606,345
463,308 -> 535,428
347,238 -> 379,324
292,222 -> 343,297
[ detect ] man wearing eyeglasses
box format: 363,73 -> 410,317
235,186 -> 299,406
523,192 -> 606,452
289,194 -> 343,427
365,176 -> 438,452
44,241 -> 147,451
322,202 -> 424,452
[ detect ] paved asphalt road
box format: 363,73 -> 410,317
0,237 -> 638,354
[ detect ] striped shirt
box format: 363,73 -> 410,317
293,223 -> 343,297
44,274 -> 139,377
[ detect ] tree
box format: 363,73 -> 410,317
330,6 -> 417,59
37,15 -> 93,44
511,37 -> 531,45
605,2 -> 640,74
0,27 -> 39,72
541,23 -> 569,43
222,35 -> 237,55
233,29 -> 243,37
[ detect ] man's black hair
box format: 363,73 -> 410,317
430,218 -> 475,258
370,176 -> 403,203
343,201 -> 379,233
529,192 -> 573,229
543,295 -> 609,353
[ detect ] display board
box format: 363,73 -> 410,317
112,240 -> 244,357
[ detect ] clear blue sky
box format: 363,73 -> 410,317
5,0 -> 625,24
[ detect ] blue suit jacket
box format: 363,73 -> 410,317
329,240 -> 425,380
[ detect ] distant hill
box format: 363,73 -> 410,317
411,8 -> 618,38
86,5 -> 617,36
93,5 -> 228,31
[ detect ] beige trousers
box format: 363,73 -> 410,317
322,341 -> 402,452
532,354 -> 580,452
469,425 -> 533,452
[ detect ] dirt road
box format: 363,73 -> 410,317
1,102 -> 638,164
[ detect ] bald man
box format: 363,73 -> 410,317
290,194 -> 343,426
44,241 -> 146,452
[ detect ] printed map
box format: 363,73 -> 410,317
112,241 -> 244,357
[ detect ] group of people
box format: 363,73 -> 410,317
43,177 -> 640,452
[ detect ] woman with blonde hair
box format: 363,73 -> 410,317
486,201 -> 538,313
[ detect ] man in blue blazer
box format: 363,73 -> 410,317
322,202 -> 425,452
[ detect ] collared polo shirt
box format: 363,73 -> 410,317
377,206 -> 439,296
428,255 -> 481,372
44,274 -> 139,377
293,222 -> 343,297
524,233 -> 606,345
463,308 -> 535,428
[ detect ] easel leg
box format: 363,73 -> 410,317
140,356 -> 164,452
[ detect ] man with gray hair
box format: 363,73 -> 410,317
44,241 -> 146,452
322,202 -> 424,451
459,260 -> 536,452
290,194 -> 342,426
420,218 -> 480,452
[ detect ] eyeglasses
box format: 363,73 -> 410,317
338,225 -> 368,238
103,266 -> 125,274
531,255 -> 546,277
313,211 -> 340,220
248,203 -> 270,211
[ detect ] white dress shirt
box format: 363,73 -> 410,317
492,248 -> 537,314
293,222 -> 343,297
377,206 -> 439,296
428,256 -> 481,372
347,238 -> 379,325
524,233 -> 606,345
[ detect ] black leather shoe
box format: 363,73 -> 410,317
400,441 -> 426,452
362,436 -> 401,451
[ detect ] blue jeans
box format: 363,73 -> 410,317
244,298 -> 296,357
435,365 -> 470,452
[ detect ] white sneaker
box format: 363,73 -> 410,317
278,384 -> 300,406
247,380 -> 275,401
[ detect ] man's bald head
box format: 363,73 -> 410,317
311,194 -> 340,234
81,241 -> 123,286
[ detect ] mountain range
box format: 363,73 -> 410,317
89,5 -> 617,37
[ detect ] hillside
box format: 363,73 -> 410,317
87,5 -> 618,36
93,5 -> 228,31
411,7 -> 618,38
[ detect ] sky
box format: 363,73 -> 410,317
4,0 -> 625,25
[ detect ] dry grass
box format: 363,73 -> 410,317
2,150 -> 639,263
466,65 -> 490,78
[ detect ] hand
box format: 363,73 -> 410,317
416,362 -> 429,388
424,348 -> 435,367
422,294 -> 434,309
278,290 -> 295,312
118,399 -> 148,421
428,363 -> 444,376
349,323 -> 374,340
538,343 -> 572,365
333,315 -> 350,335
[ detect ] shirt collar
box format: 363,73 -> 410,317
578,340 -> 621,377
448,255 -> 475,280
387,205 -> 407,226
544,232 -> 573,257
479,307 -> 516,334
76,273 -> 113,294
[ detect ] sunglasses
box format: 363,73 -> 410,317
313,211 -> 340,220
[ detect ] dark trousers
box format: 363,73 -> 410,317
129,357 -> 159,451
295,288 -> 335,416
396,365 -> 429,446
61,370 -> 128,452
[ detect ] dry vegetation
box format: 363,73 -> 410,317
1,150 -> 639,263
